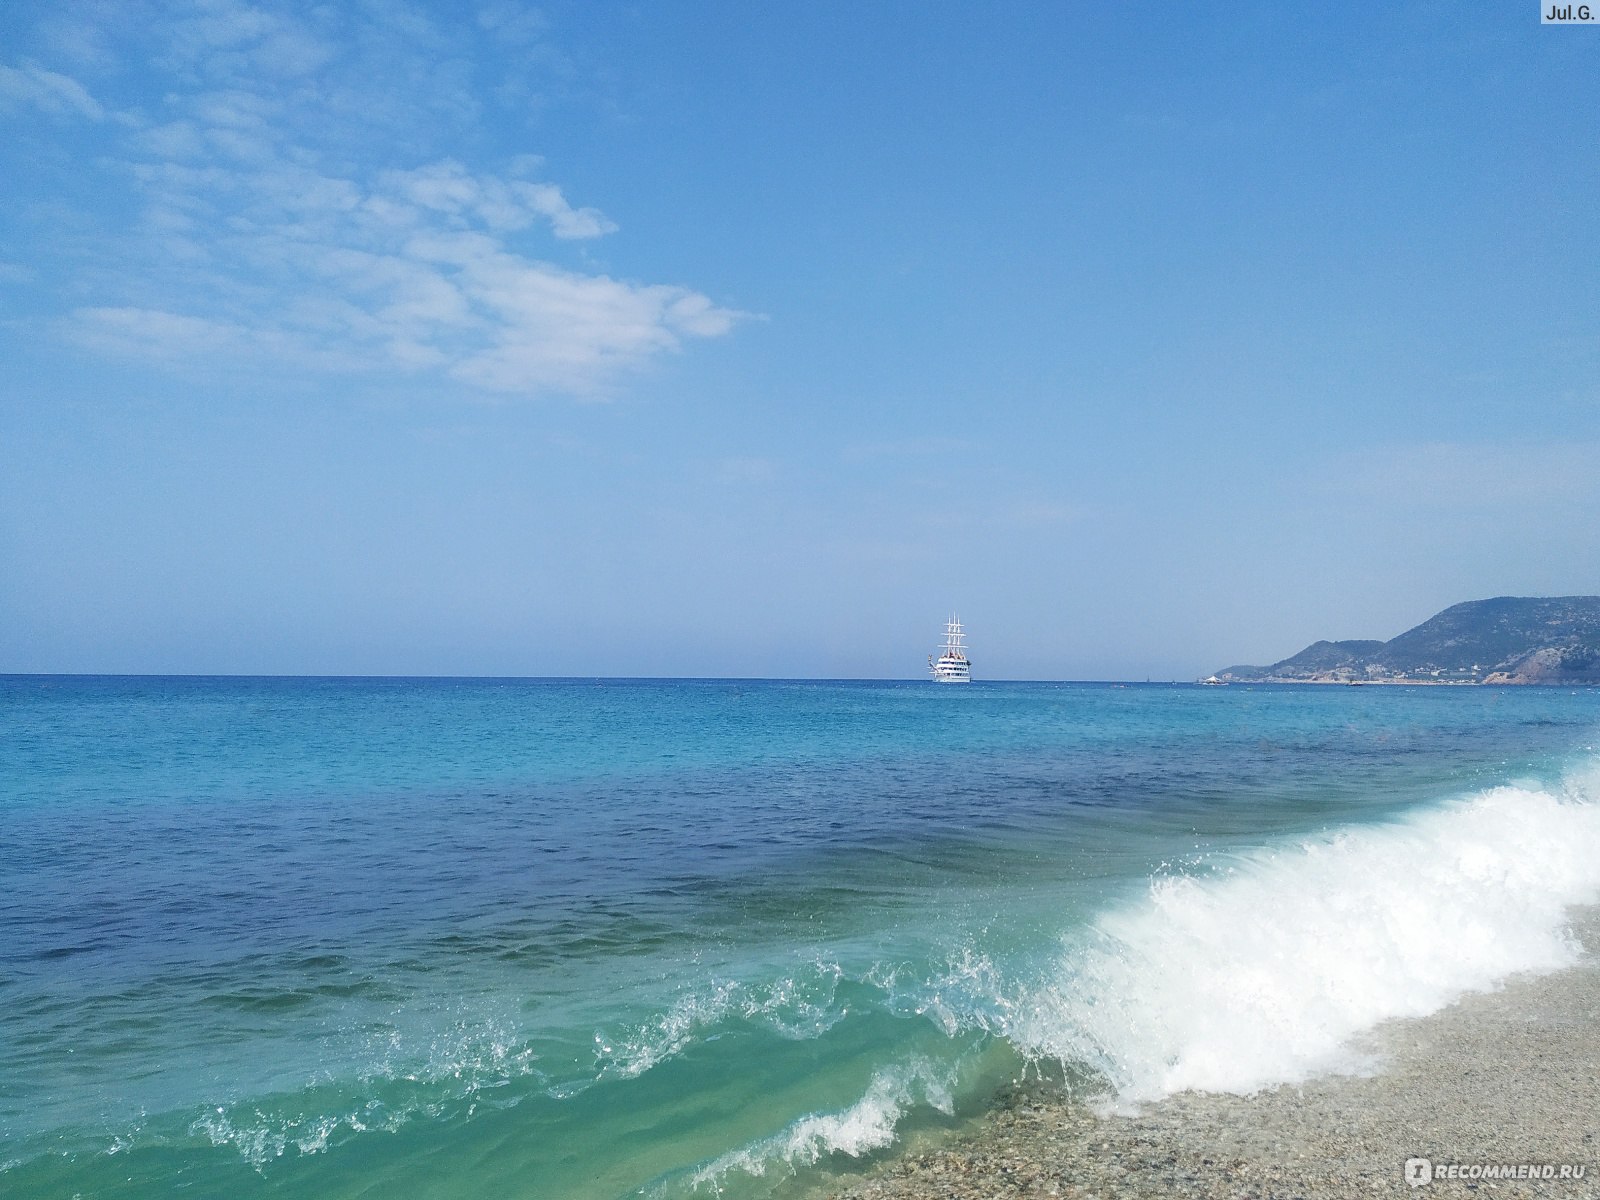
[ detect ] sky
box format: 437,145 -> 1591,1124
1,1 -> 1597,679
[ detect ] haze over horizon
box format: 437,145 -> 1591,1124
3,3 -> 1597,680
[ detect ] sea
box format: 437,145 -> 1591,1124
4,676 -> 1600,1200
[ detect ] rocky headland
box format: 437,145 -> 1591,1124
1216,596 -> 1600,685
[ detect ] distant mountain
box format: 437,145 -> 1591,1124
1218,596 -> 1600,685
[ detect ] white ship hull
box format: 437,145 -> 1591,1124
931,655 -> 970,683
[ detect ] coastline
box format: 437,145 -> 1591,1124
825,906 -> 1600,1199
1214,678 -> 1600,687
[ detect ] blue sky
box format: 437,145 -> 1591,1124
2,2 -> 1596,678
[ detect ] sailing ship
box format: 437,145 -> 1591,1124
929,616 -> 972,683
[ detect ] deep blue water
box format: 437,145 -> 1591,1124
3,677 -> 1599,1199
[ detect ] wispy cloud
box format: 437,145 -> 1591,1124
0,61 -> 104,120
383,161 -> 617,240
63,153 -> 740,394
73,306 -> 263,358
164,0 -> 336,79
11,1 -> 747,397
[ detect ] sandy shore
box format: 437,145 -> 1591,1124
826,909 -> 1600,1199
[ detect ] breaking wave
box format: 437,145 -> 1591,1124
1015,763 -> 1600,1105
670,761 -> 1600,1191
684,1058 -> 958,1193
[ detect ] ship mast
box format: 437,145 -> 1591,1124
944,615 -> 966,660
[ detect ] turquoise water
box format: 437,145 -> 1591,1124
4,677 -> 1600,1198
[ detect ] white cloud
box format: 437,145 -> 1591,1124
0,61 -> 104,120
401,230 -> 732,393
29,3 -> 744,397
72,306 -> 254,357
165,0 -> 334,79
392,161 -> 483,216
518,182 -> 618,240
383,161 -> 617,240
662,291 -> 739,338
72,154 -> 743,394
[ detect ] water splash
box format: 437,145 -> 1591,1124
1014,767 -> 1600,1106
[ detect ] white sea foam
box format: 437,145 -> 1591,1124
594,959 -> 847,1080
191,1008 -> 539,1167
190,1097 -> 409,1167
684,1057 -> 956,1193
1014,766 -> 1600,1107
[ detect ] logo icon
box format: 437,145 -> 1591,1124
1405,1157 -> 1434,1187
